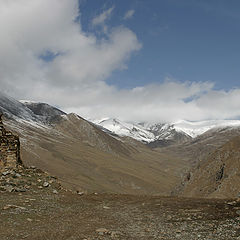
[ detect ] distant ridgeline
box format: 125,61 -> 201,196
0,114 -> 21,169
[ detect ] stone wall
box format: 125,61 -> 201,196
0,114 -> 21,169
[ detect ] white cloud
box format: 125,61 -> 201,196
124,10 -> 135,20
52,79 -> 240,123
0,0 -> 240,123
0,0 -> 140,108
92,6 -> 114,26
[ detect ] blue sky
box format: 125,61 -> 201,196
80,0 -> 240,90
1,0 -> 240,122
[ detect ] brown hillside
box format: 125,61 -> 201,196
4,114 -> 188,195
181,135 -> 240,198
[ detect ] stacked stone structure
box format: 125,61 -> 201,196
0,114 -> 21,169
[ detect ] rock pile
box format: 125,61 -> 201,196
0,165 -> 62,193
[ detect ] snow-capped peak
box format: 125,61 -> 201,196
91,118 -> 240,143
92,118 -> 155,143
173,119 -> 240,138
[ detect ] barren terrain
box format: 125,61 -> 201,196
1,190 -> 240,240
5,115 -> 188,196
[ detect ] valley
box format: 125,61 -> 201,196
1,92 -> 240,198
1,92 -> 240,239
1,1 -> 240,238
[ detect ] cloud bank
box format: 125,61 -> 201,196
0,0 -> 240,123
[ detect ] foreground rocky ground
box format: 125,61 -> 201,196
1,189 -> 240,240
0,166 -> 61,194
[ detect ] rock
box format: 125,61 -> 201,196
2,171 -> 10,176
227,201 -> 236,206
111,231 -> 121,237
103,206 -> 110,209
27,218 -> 33,222
96,228 -> 109,235
53,190 -> 58,194
15,187 -> 27,192
3,205 -> 10,210
43,182 -> 49,187
5,185 -> 14,192
77,191 -> 84,196
15,173 -> 21,178
3,205 -> 26,210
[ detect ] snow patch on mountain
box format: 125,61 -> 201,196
92,118 -> 193,142
93,118 -> 155,143
0,92 -> 65,128
173,120 -> 240,138
0,92 -> 39,122
92,118 -> 240,142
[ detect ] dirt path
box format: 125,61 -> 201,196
0,192 -> 240,240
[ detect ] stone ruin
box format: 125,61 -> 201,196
0,114 -> 21,169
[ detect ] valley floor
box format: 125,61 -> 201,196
1,191 -> 240,240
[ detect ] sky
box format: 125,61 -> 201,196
1,0 -> 240,122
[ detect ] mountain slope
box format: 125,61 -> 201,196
0,93 -> 187,195
181,135 -> 240,198
93,118 -> 192,145
20,100 -> 66,123
93,118 -> 155,143
2,92 -> 240,197
0,92 -> 38,122
12,114 -> 186,194
146,122 -> 192,147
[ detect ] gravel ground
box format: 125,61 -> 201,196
0,191 -> 240,240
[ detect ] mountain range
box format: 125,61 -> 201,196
92,117 -> 240,147
1,91 -> 240,198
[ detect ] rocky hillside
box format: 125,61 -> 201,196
0,92 -> 38,122
20,101 -> 66,123
0,165 -> 62,194
181,135 -> 240,198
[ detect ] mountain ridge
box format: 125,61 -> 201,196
92,117 -> 240,145
1,90 -> 239,144
0,92 -> 187,195
2,92 -> 240,197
